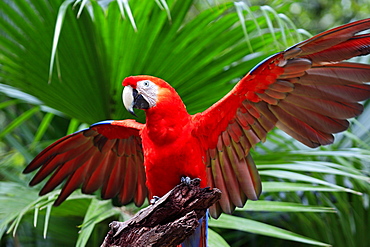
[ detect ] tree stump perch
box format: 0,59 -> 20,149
101,178 -> 221,247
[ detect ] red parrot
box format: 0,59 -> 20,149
24,18 -> 370,246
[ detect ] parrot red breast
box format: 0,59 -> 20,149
24,18 -> 370,246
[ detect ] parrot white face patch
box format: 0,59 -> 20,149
137,80 -> 158,108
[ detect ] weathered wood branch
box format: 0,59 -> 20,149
101,178 -> 221,247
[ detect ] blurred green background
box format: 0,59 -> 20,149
0,0 -> 369,246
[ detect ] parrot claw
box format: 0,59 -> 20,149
181,177 -> 201,186
201,186 -> 212,192
181,176 -> 192,184
150,196 -> 161,205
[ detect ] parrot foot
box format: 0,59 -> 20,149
150,196 -> 161,205
181,176 -> 201,186
149,177 -> 202,205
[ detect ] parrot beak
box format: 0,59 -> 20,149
122,85 -> 150,116
123,85 -> 136,116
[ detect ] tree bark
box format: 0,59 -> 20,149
101,178 -> 221,247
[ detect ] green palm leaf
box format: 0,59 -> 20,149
0,0 -> 302,123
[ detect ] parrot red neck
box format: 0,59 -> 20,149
145,93 -> 191,144
123,75 -> 191,144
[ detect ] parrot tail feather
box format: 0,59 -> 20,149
180,211 -> 208,247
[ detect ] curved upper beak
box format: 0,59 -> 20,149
122,85 -> 150,117
123,85 -> 136,116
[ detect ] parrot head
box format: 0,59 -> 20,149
122,75 -> 179,116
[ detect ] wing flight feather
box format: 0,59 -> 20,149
24,120 -> 147,206
194,18 -> 370,218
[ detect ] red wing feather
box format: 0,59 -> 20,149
24,120 -> 147,206
286,18 -> 370,57
304,34 -> 370,64
195,18 -> 370,218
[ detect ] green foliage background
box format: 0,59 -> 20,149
0,0 -> 369,246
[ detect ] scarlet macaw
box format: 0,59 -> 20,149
25,18 -> 370,246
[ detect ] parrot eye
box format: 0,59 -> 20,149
135,80 -> 158,108
143,80 -> 150,88
137,80 -> 154,90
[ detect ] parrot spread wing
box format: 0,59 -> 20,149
23,119 -> 147,206
194,18 -> 370,218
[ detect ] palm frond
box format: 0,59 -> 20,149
209,214 -> 331,246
